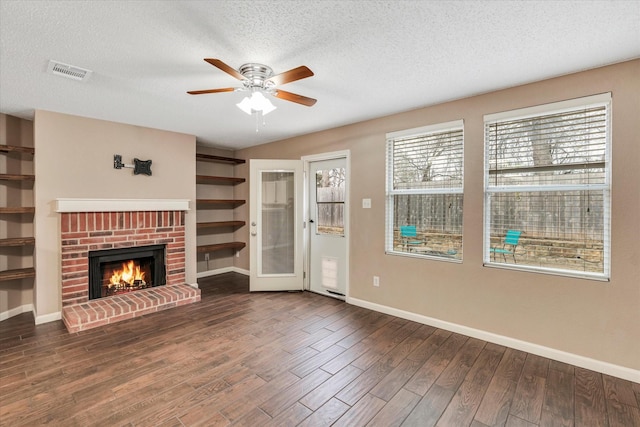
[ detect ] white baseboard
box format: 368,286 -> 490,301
0,303 -> 34,322
347,296 -> 640,383
197,266 -> 250,279
34,310 -> 61,325
232,267 -> 250,276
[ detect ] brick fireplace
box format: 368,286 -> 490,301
58,199 -> 200,332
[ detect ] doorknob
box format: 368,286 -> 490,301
251,231 -> 257,236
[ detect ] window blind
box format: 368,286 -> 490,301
484,94 -> 611,279
486,106 -> 608,188
386,121 -> 464,260
391,129 -> 464,191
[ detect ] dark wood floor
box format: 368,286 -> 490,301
1,273 -> 639,427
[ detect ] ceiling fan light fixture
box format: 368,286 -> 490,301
236,91 -> 277,116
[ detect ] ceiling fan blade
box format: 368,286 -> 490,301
187,87 -> 236,95
267,66 -> 314,86
204,58 -> 245,81
274,90 -> 317,107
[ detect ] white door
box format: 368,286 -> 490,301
249,159 -> 304,291
307,157 -> 348,299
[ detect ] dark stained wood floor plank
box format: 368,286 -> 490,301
259,368 -> 331,417
350,319 -> 414,370
404,332 -> 469,396
433,337 -> 486,392
320,340 -> 373,375
332,311 -> 395,348
231,407 -> 271,426
311,324 -> 359,352
299,365 -> 363,411
263,401 -> 312,427
402,383 -> 456,427
366,388 -> 421,426
505,414 -> 538,427
332,392 -> 386,426
218,370 -> 300,423
509,353 -> 549,424
289,344 -> 347,378
370,358 -> 424,401
435,344 -> 505,426
540,362 -> 575,426
405,328 -> 452,363
254,346 -> 319,382
301,306 -> 353,334
334,359 -> 395,406
0,272 -> 636,427
177,374 -> 267,426
575,366 -> 609,427
603,374 -> 640,408
632,382 -> 640,408
603,374 -> 640,427
378,326 -> 436,369
298,397 -> 350,427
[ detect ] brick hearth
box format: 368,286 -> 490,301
62,284 -> 200,333
60,210 -> 200,332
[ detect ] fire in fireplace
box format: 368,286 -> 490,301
88,244 -> 166,299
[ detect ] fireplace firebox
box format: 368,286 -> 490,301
88,244 -> 166,300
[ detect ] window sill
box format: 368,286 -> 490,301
386,249 -> 462,264
483,261 -> 609,282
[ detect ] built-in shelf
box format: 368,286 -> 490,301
0,144 -> 35,155
196,199 -> 246,208
0,267 -> 35,282
0,237 -> 35,247
196,151 -> 246,267
197,242 -> 246,253
196,175 -> 245,185
0,174 -> 35,181
0,207 -> 35,214
195,153 -> 245,164
197,221 -> 246,230
0,142 -> 36,287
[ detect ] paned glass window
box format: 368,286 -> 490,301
484,93 -> 611,279
315,167 -> 346,235
385,120 -> 464,261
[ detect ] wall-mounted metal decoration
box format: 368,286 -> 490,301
114,154 -> 152,176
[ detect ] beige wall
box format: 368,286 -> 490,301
0,114 -> 35,315
33,111 -> 197,320
235,60 -> 640,371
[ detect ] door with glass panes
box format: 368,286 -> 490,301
249,159 -> 303,291
308,157 -> 347,298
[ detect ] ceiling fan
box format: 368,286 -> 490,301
187,59 -> 317,114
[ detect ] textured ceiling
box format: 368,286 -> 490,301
1,1 -> 639,150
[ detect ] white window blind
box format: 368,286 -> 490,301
484,93 -> 611,279
386,120 -> 464,260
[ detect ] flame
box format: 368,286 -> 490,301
109,260 -> 145,287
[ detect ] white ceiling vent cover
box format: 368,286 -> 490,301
47,60 -> 92,82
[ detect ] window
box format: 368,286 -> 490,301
484,93 -> 611,279
386,120 -> 464,260
315,167 -> 346,235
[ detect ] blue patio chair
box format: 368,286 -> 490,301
400,225 -> 422,251
490,230 -> 521,263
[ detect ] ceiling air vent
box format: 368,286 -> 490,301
47,60 -> 92,82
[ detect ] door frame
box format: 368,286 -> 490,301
302,150 -> 351,298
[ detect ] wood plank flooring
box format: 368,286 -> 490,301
1,272 -> 638,426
